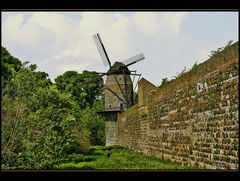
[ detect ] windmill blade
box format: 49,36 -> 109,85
93,33 -> 111,67
121,53 -> 145,67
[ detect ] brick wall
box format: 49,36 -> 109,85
116,42 -> 239,169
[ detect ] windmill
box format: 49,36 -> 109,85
93,33 -> 145,112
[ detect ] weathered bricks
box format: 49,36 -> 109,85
115,42 -> 239,169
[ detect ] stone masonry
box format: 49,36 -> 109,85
115,42 -> 239,169
104,71 -> 133,146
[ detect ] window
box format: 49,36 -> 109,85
197,83 -> 204,92
120,103 -> 123,110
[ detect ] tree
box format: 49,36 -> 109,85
80,106 -> 105,146
1,61 -> 89,169
55,70 -> 104,108
1,47 -> 106,169
1,61 -> 55,168
55,70 -> 105,145
1,46 -> 22,91
1,47 -> 22,80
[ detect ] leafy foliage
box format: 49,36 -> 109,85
1,47 -> 105,169
55,70 -> 104,108
209,40 -> 234,58
2,62 -> 81,168
80,107 -> 105,146
133,92 -> 138,105
158,78 -> 169,88
55,146 -> 199,169
174,66 -> 187,79
159,66 -> 187,88
1,47 -> 22,83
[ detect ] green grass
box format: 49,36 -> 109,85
54,146 -> 199,170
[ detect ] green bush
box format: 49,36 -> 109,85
56,162 -> 96,169
55,146 -> 198,170
1,60 -> 103,169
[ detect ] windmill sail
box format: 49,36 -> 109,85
93,33 -> 111,68
121,53 -> 145,67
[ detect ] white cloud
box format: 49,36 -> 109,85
78,12 -> 117,33
3,13 -> 23,30
3,14 -> 55,47
132,12 -> 187,39
2,12 -> 189,83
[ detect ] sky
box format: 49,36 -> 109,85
1,11 -> 238,87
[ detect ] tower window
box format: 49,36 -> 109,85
120,103 -> 123,110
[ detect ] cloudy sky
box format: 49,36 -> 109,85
1,11 -> 238,87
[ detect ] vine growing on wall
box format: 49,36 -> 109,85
208,40 -> 234,58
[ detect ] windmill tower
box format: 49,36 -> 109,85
93,33 -> 144,146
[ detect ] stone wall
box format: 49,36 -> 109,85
116,42 -> 239,169
105,120 -> 118,146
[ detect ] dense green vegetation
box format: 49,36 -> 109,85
1,47 -> 22,83
55,70 -> 103,109
55,146 -> 198,170
1,47 -> 105,169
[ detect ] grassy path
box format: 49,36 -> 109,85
54,146 -> 199,170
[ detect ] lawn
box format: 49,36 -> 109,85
54,145 -> 199,170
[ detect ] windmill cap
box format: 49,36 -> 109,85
107,62 -> 131,75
